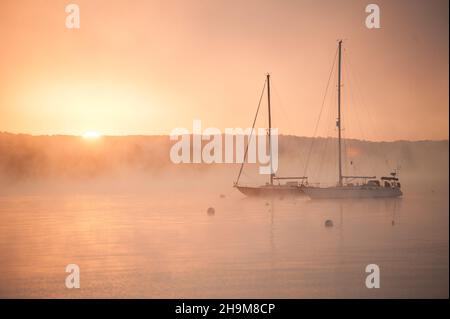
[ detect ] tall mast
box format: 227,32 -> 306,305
337,40 -> 343,186
267,73 -> 274,185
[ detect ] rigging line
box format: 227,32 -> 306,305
342,50 -> 361,178
314,77 -> 334,182
343,52 -> 366,141
316,85 -> 337,183
342,109 -> 349,177
235,78 -> 267,185
314,104 -> 330,180
343,51 -> 373,175
344,49 -> 390,170
323,77 -> 338,183
340,67 -> 347,176
330,85 -> 339,185
346,63 -> 371,177
271,80 -> 295,171
341,62 -> 353,177
271,80 -> 295,135
317,136 -> 330,184
303,47 -> 339,177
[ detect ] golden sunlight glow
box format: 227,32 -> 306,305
0,1 -> 447,140
82,131 -> 102,139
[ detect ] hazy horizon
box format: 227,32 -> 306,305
1,131 -> 449,143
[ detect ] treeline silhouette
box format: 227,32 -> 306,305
0,132 -> 448,184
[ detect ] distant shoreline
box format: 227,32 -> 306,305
1,131 -> 448,144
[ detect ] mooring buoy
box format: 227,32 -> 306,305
325,220 -> 333,227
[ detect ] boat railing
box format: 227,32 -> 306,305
273,176 -> 308,180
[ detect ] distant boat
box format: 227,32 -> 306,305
302,40 -> 403,199
234,74 -> 307,197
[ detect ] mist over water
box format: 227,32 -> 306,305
0,134 -> 448,298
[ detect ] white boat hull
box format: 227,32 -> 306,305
303,185 -> 402,199
235,185 -> 305,197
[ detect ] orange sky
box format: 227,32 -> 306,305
0,0 -> 448,140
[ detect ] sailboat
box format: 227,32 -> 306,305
234,74 -> 307,197
302,40 -> 403,199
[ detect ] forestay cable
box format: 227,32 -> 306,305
235,79 -> 267,185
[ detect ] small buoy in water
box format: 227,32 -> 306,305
207,207 -> 215,216
219,194 -> 225,198
325,220 -> 333,227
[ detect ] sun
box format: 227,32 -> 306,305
82,131 -> 102,139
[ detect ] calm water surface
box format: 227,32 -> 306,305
0,187 -> 448,298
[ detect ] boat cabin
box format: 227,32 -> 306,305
367,180 -> 381,187
342,175 -> 401,189
381,176 -> 401,188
